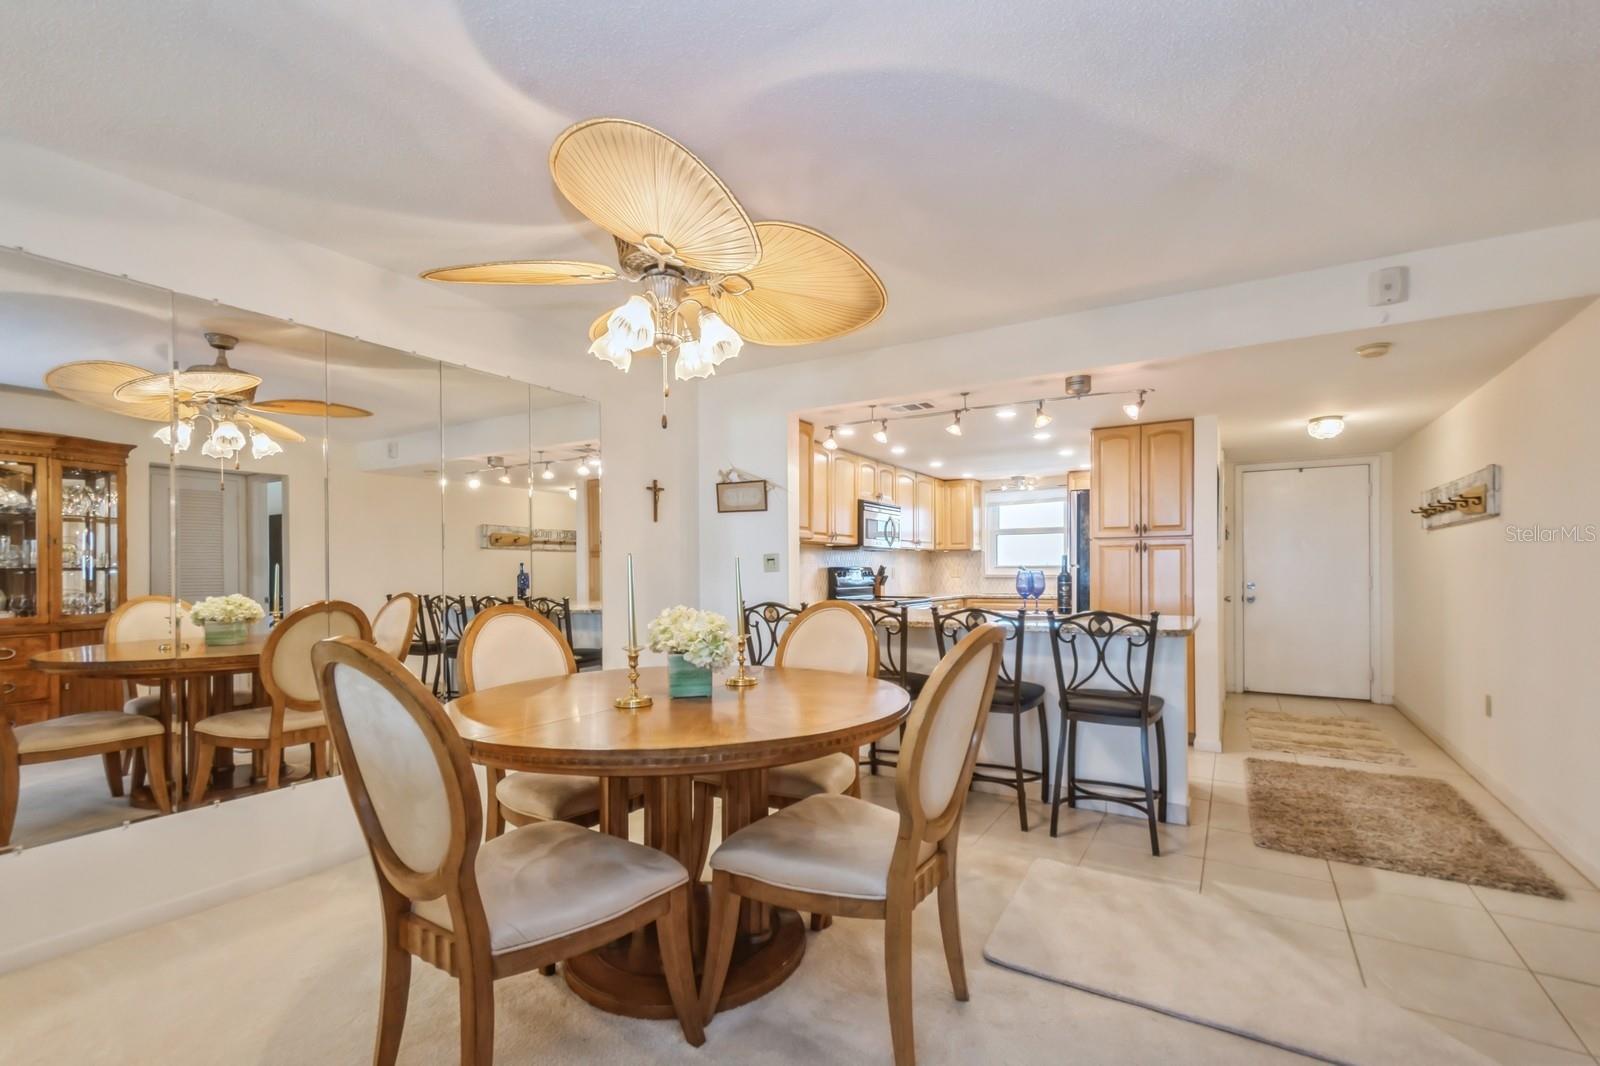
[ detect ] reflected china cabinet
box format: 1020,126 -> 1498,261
0,430 -> 132,724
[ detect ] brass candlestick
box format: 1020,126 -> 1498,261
725,632 -> 759,689
614,644 -> 653,709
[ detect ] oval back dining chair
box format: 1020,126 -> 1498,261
458,604 -> 613,840
767,601 -> 876,809
189,600 -> 371,803
311,636 -> 702,1066
931,606 -> 1049,830
701,624 -> 1005,1066
1047,610 -> 1165,851
104,594 -> 197,791
371,593 -> 418,665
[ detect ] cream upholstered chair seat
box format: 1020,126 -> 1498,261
14,711 -> 163,754
766,751 -> 859,800
710,792 -> 933,900
495,772 -> 608,823
125,693 -> 163,717
414,819 -> 686,953
194,706 -> 326,741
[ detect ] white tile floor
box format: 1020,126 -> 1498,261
854,690 -> 1600,1064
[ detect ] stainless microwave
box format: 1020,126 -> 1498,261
858,500 -> 904,550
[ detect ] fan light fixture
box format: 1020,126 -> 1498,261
1307,415 -> 1346,440
1033,401 -> 1053,430
823,427 -> 839,451
423,118 -> 885,428
1122,389 -> 1149,421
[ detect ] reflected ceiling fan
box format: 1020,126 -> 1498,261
45,332 -> 372,468
422,117 -> 887,427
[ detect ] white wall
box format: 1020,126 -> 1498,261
1392,297 -> 1600,880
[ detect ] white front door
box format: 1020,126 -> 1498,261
1241,464 -> 1371,698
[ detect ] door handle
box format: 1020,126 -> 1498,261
1244,594 -> 1256,604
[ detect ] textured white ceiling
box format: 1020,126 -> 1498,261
805,298 -> 1589,476
2,1 -> 1599,375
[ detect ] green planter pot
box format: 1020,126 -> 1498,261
202,620 -> 249,646
667,654 -> 712,699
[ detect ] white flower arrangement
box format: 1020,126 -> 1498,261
646,606 -> 736,670
188,593 -> 266,625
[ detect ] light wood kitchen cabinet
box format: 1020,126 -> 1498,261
1089,539 -> 1142,615
1142,538 -> 1193,616
936,478 -> 980,551
913,475 -> 937,549
829,452 -> 859,545
894,470 -> 915,520
856,458 -> 878,502
1091,419 -> 1191,538
876,465 -> 896,502
797,420 -> 814,540
1089,538 -> 1191,616
809,441 -> 830,544
1141,419 -> 1193,538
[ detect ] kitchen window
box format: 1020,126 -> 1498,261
985,489 -> 1068,573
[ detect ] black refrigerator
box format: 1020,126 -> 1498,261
1071,487 -> 1090,612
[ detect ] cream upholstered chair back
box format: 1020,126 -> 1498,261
774,600 -> 878,677
106,595 -> 203,645
894,623 -> 1004,851
313,636 -> 482,902
458,604 -> 576,694
263,601 -> 372,709
372,594 -> 419,662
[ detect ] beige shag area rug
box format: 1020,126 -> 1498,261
1245,758 -> 1565,898
1244,708 -> 1413,765
982,860 -> 1491,1066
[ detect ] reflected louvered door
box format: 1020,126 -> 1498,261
150,468 -> 246,604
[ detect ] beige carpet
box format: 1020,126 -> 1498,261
1244,709 -> 1413,766
1246,758 -> 1565,898
982,860 -> 1490,1066
0,854 -> 1328,1065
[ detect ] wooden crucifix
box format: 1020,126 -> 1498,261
645,479 -> 664,522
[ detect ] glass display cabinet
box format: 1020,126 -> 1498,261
0,431 -> 132,724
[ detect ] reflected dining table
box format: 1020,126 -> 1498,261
445,663 -> 910,1019
30,636 -> 267,806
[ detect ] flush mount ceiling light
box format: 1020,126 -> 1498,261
1307,414 -> 1346,440
423,118 -> 886,429
46,331 -> 371,475
1122,389 -> 1149,421
1356,341 -> 1392,359
1032,400 -> 1053,430
823,426 -> 839,450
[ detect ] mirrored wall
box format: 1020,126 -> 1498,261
0,246 -> 600,849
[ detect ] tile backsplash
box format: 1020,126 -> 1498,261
798,544 -> 1050,601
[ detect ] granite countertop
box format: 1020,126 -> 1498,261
883,596 -> 1197,635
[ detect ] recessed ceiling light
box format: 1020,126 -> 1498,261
890,444 -> 906,455
929,459 -> 943,468
994,407 -> 1017,420
960,471 -> 974,478
466,474 -> 482,490
1032,431 -> 1052,442
1307,414 -> 1346,440
1057,448 -> 1073,458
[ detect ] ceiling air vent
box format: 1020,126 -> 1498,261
886,401 -> 938,413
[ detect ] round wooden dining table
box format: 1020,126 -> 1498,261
30,636 -> 267,805
445,663 -> 910,1020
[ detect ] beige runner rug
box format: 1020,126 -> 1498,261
1246,758 -> 1565,898
1244,708 -> 1413,765
982,860 -> 1491,1065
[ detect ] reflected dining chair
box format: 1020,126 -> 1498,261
932,606 -> 1049,830
700,624 -> 1004,1066
188,600 -> 371,803
105,594 -> 197,791
311,637 -> 703,1066
1047,610 -> 1165,852
372,593 -> 419,665
525,596 -> 602,671
458,604 -> 625,838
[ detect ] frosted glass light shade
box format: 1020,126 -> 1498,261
249,430 -> 283,460
608,295 -> 655,350
1307,415 -> 1345,439
155,419 -> 194,453
698,311 -> 743,365
673,339 -> 715,380
588,332 -> 633,372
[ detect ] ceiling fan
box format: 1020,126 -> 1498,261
421,117 -> 887,427
44,332 -> 372,467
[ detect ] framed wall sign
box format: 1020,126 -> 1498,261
716,479 -> 768,513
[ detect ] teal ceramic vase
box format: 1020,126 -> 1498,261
667,654 -> 712,699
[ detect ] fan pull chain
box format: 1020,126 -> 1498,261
661,352 -> 670,428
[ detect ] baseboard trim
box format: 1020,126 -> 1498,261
1391,698 -> 1600,890
1192,738 -> 1223,754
